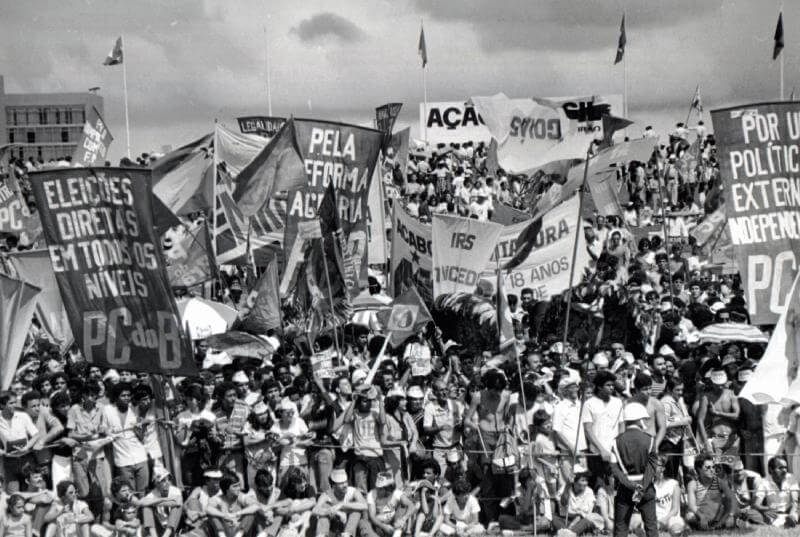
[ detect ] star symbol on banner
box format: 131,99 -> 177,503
411,250 -> 420,266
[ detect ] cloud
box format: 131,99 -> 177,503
291,12 -> 366,44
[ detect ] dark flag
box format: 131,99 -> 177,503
233,118 -> 307,218
600,114 -> 634,148
418,24 -> 428,67
503,216 -> 544,271
236,254 -> 282,335
774,12 -> 784,60
376,287 -> 432,347
614,15 -> 626,64
302,181 -> 353,329
375,103 -> 403,136
151,133 -> 214,216
103,36 -> 123,66
29,167 -> 196,376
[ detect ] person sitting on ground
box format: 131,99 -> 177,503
140,468 -> 182,537
754,456 -> 800,528
631,456 -> 684,536
441,478 -> 483,536
312,468 -> 367,537
732,458 -> 769,525
183,469 -> 223,537
274,467 -> 316,537
552,464 -> 603,535
498,467 -> 551,532
1,494 -> 32,537
365,471 -> 416,537
240,469 -> 284,537
206,473 -> 263,537
686,454 -> 735,530
42,481 -> 94,537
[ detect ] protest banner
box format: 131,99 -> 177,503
310,348 -> 340,379
0,184 -> 31,233
7,249 -> 73,351
488,194 -> 589,301
470,93 -> 623,173
236,116 -> 286,137
72,107 -> 113,167
420,101 -> 491,144
164,223 -> 215,288
281,120 -> 383,296
390,203 -> 433,301
375,103 -> 402,135
431,214 -> 503,298
712,102 -> 800,324
366,166 -> 388,264
29,167 -> 195,375
0,274 -> 40,390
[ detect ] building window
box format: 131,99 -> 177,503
55,109 -> 61,124
8,130 -> 13,143
27,131 -> 35,144
39,108 -> 47,125
64,109 -> 73,124
61,129 -> 69,143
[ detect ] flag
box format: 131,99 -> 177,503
6,249 -> 73,351
503,217 -> 544,271
418,24 -> 428,67
377,287 -> 433,347
774,12 -> 784,60
151,133 -> 214,216
496,265 -> 515,349
164,222 -> 216,288
233,118 -> 307,218
103,36 -> 123,66
215,123 -> 269,177
235,254 -> 282,335
614,15 -> 626,64
600,114 -> 634,147
298,181 -> 353,331
691,86 -> 703,113
0,274 -> 40,390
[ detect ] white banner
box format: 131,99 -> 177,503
367,167 -> 388,264
419,101 -> 491,145
487,195 -> 589,301
432,215 -> 503,297
390,203 -> 433,302
470,93 -> 623,173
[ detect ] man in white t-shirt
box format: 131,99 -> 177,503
0,390 -> 40,491
582,371 -> 624,479
99,382 -> 149,493
366,471 -> 416,537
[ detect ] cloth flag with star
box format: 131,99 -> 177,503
418,23 -> 428,68
104,37 -> 123,65
377,286 -> 433,348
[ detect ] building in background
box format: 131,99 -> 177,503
0,75 -> 104,162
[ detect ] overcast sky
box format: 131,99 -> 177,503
1,0 -> 794,161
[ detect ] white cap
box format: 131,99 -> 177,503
407,385 -> 425,399
623,402 -> 650,422
658,345 -> 676,357
103,369 -> 120,381
592,352 -> 609,368
549,342 -> 564,354
351,369 -> 367,385
710,370 -> 728,385
232,371 -> 249,384
278,398 -> 297,413
330,469 -> 348,483
738,369 -> 753,382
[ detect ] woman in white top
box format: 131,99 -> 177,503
441,478 -> 482,536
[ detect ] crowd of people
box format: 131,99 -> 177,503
0,119 -> 797,537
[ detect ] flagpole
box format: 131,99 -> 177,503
211,120 -> 219,259
623,11 -> 628,121
421,19 -> 428,145
121,35 -> 131,159
781,5 -> 785,100
264,22 -> 273,116
320,239 -> 344,361
685,85 -> 699,126
561,143 -> 592,351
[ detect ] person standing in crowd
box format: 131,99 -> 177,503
99,383 -> 150,493
582,371 -> 624,481
0,391 -> 40,492
610,403 -> 658,537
